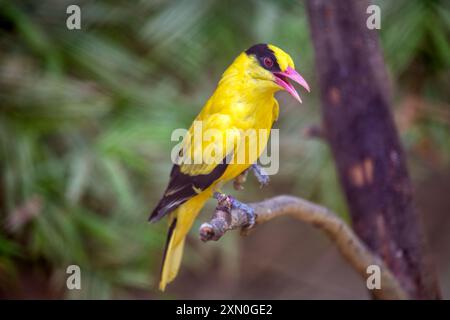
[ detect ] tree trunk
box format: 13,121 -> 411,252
305,0 -> 440,299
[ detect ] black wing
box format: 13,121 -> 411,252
149,162 -> 229,222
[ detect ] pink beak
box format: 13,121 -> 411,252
274,66 -> 310,103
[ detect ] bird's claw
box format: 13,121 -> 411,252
233,169 -> 248,190
230,198 -> 256,229
244,208 -> 256,229
213,192 -> 256,229
251,164 -> 270,187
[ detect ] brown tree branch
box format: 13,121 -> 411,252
199,195 -> 408,300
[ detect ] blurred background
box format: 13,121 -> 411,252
0,0 -> 449,299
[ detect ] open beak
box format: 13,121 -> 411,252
274,66 -> 310,103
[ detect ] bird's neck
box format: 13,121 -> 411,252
216,54 -> 278,106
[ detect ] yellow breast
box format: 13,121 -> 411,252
179,52 -> 280,184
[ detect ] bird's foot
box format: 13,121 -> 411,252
233,169 -> 249,190
251,164 -> 270,187
213,192 -> 256,229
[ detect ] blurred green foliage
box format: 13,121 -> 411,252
0,0 -> 448,298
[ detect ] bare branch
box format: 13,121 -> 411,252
199,195 -> 408,300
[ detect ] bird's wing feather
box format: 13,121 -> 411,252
178,113 -> 239,175
149,113 -> 241,222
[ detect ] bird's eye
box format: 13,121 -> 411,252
263,57 -> 273,68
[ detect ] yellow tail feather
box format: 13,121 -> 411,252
159,232 -> 185,291
158,189 -> 212,291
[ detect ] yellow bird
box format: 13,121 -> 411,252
150,44 -> 310,291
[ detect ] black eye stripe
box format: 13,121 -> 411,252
245,43 -> 281,72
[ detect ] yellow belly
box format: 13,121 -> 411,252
219,120 -> 273,184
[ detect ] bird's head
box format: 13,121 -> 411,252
244,43 -> 310,103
